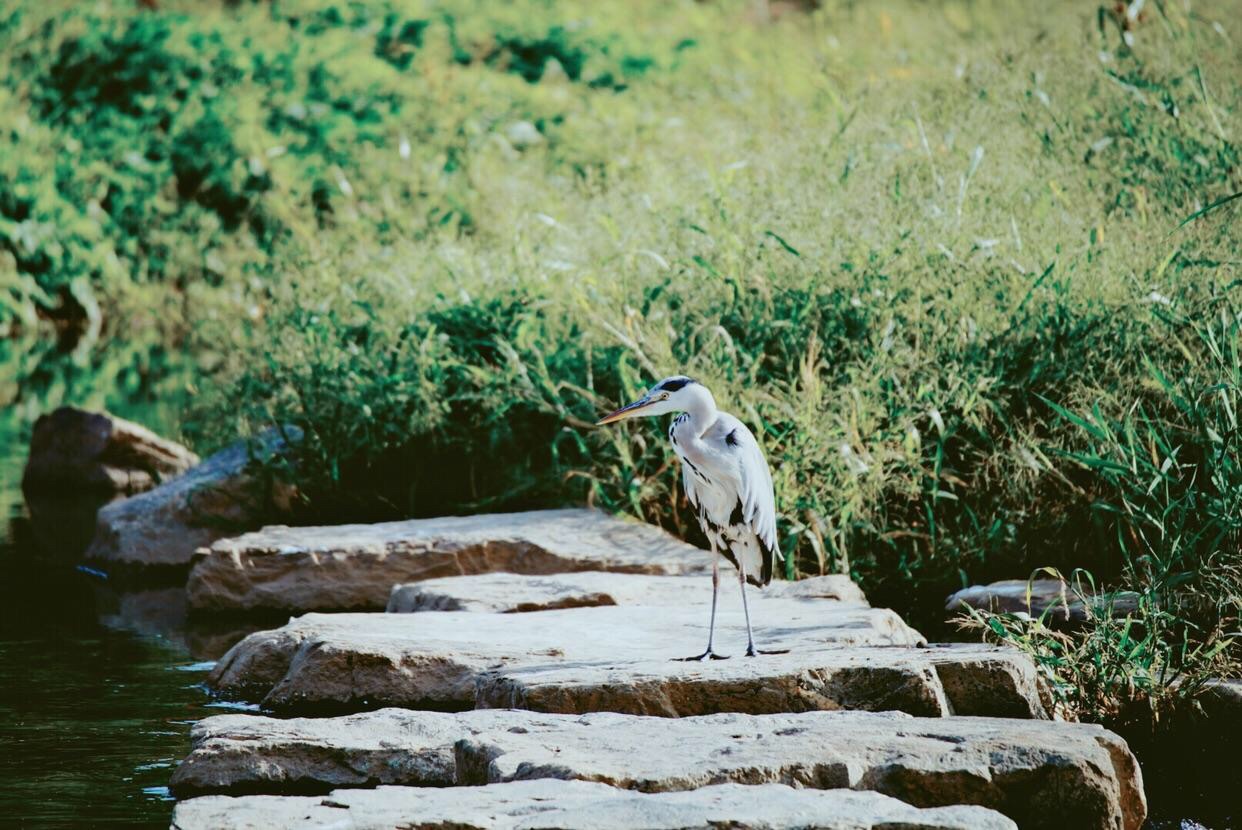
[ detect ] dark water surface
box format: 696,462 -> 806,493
0,397 -> 218,829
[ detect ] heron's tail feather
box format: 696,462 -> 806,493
757,538 -> 779,587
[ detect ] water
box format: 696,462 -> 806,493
0,355 -> 219,828
0,569 -> 212,827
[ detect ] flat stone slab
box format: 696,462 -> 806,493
458,710 -> 1145,830
171,708 -> 511,796
187,509 -> 712,613
476,642 -> 1050,719
387,571 -> 867,612
205,601 -> 1049,718
171,780 -> 1017,829
170,708 -> 1143,829
207,599 -> 934,714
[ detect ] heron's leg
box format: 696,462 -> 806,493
737,563 -> 758,657
674,541 -> 728,661
738,561 -> 789,657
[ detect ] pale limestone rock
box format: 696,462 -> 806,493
170,780 -> 1017,829
205,602 -> 1052,718
187,509 -> 710,613
475,643 -> 1050,719
387,572 -> 866,613
207,601 -> 927,713
169,708 -> 1143,829
169,708 -> 501,796
454,710 -> 1146,830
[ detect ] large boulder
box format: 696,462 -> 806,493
186,509 -> 711,613
22,407 -> 198,495
170,780 -> 1018,830
946,579 -> 1139,624
84,430 -> 298,568
202,602 -> 1050,719
387,571 -> 867,613
169,708 -> 1144,829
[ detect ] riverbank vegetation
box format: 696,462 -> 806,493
2,0 -> 1240,732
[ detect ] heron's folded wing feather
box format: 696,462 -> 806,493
681,460 -> 701,514
734,423 -> 781,562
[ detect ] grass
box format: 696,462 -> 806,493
2,0 -> 1240,741
959,294 -> 1242,726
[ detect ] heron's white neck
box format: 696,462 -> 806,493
682,384 -> 718,437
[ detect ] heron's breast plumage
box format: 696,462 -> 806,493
671,412 -> 774,586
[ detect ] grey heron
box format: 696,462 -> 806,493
597,376 -> 785,660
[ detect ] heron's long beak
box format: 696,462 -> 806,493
596,396 -> 655,426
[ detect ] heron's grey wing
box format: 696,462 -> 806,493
733,423 -> 781,564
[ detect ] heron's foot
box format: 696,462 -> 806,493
674,649 -> 730,662
744,645 -> 790,657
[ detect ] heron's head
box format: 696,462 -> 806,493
596,376 -> 702,425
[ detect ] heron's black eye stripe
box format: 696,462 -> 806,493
725,429 -> 739,447
658,377 -> 695,392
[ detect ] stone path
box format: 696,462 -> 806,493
170,780 -> 1018,830
187,509 -> 710,612
169,511 -> 1148,829
387,571 -> 866,612
170,708 -> 1140,829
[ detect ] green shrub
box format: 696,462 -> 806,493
0,0 -> 687,333
3,0 -> 1240,665
959,299 -> 1242,724
180,1 -> 1242,634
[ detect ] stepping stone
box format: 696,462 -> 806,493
85,429 -> 298,568
207,601 -> 1049,718
946,578 -> 1140,625
187,509 -> 710,613
170,709 -> 508,796
475,642 -> 1050,719
207,601 -> 935,714
386,571 -> 868,612
458,710 -> 1145,830
170,780 -> 1018,829
169,708 -> 1145,829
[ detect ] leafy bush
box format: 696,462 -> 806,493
176,1 -> 1242,632
0,0 -> 681,333
960,299 -> 1242,724
3,0 -> 1241,666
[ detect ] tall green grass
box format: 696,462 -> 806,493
3,0 -> 1240,693
961,296 -> 1242,724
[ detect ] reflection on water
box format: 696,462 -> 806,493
0,524 -> 224,827
0,571 -> 208,828
0,347 -> 254,828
